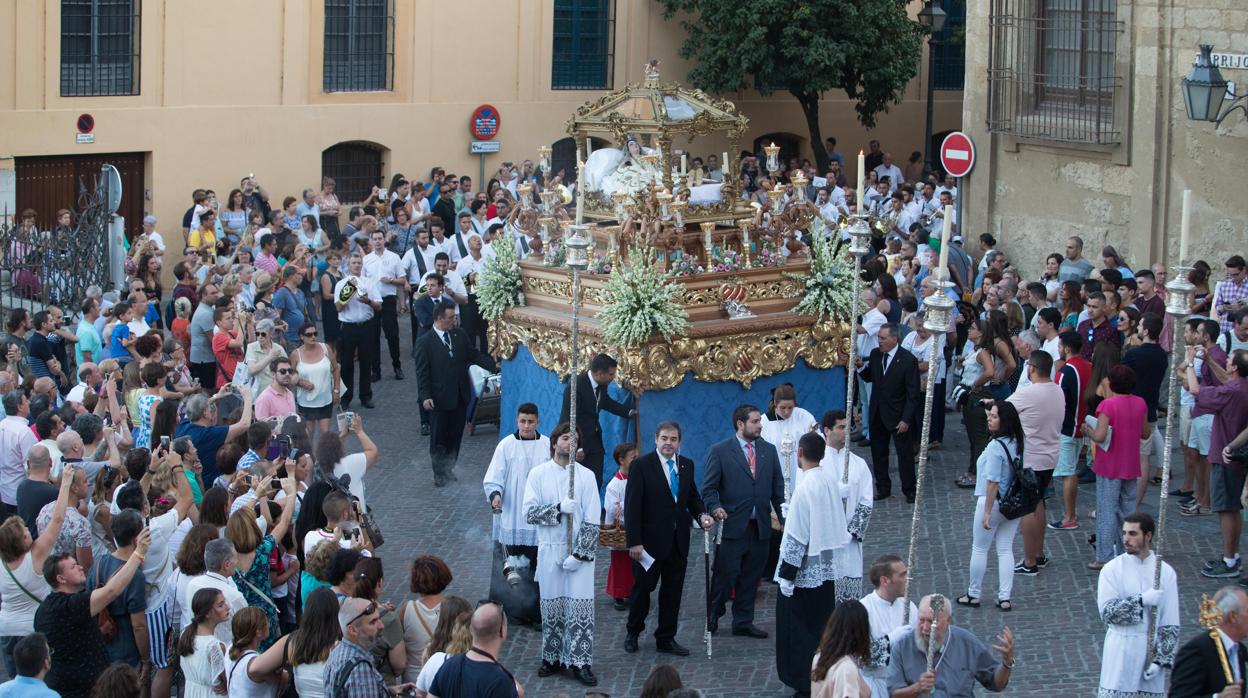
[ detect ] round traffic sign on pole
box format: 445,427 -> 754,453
77,113 -> 95,134
940,131 -> 975,178
470,105 -> 500,140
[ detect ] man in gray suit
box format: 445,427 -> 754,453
701,404 -> 786,637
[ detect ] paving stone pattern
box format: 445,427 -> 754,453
324,342 -> 1231,697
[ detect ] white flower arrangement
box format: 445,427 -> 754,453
599,246 -> 691,348
786,232 -> 856,322
476,231 -> 523,321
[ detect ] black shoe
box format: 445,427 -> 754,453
732,625 -> 769,639
613,598 -> 628,611
874,492 -> 891,501
1169,487 -> 1194,497
1036,554 -> 1050,569
656,640 -> 691,656
537,661 -> 563,677
572,665 -> 598,686
624,634 -> 638,653
395,368 -> 405,380
421,423 -> 431,436
433,478 -> 447,488
360,399 -> 375,409
1014,562 -> 1039,576
905,495 -> 916,504
370,372 -> 381,382
707,616 -> 719,634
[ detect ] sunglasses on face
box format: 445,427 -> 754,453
276,368 -> 295,375
256,332 -> 267,337
302,331 -> 317,338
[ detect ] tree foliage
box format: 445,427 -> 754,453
657,0 -> 925,171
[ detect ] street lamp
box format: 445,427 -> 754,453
1182,44 -> 1247,127
918,1 -> 947,177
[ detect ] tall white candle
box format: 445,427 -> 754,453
856,150 -> 865,215
1179,189 -> 1191,263
723,151 -> 729,178
575,151 -> 585,225
681,153 -> 688,176
938,205 -> 952,274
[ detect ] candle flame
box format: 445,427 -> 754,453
859,150 -> 864,155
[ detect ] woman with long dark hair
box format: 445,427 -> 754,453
873,274 -> 901,324
176,588 -> 231,697
1059,280 -> 1084,331
289,587 -> 342,698
958,400 -> 1026,611
413,596 -> 472,695
809,599 -> 872,696
639,664 -> 684,698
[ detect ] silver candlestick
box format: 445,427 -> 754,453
1147,265 -> 1194,663
780,431 -> 796,516
842,216 -> 872,486
903,271 -> 954,625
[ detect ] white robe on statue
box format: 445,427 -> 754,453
1096,551 -> 1179,698
822,444 -> 874,603
762,407 -> 817,496
523,458 -> 601,668
859,591 -> 919,698
483,432 -> 550,546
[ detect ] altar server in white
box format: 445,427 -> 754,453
774,432 -> 849,696
859,554 -> 919,698
483,402 -> 550,626
820,409 -> 875,603
523,421 -> 602,687
1097,512 -> 1179,698
761,384 -> 818,489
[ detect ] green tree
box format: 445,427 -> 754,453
657,0 -> 925,173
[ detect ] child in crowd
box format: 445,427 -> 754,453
603,441 -> 638,611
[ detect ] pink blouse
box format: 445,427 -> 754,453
1092,394 -> 1147,480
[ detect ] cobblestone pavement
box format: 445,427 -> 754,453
358,351 -> 1223,698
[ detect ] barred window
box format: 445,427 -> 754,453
987,0 -> 1122,145
323,0 -> 394,93
932,0 -> 966,91
60,0 -> 141,97
552,0 -> 615,90
322,142 -> 385,204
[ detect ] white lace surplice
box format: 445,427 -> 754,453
482,433 -> 550,546
1096,552 -> 1179,698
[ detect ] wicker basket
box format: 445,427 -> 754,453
599,525 -> 629,550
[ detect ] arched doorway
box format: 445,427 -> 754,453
321,141 -> 389,204
751,132 -> 804,171
552,136 -> 610,184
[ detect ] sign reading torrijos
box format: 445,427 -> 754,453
470,104 -> 500,140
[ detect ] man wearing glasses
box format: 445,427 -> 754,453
325,598 -> 418,697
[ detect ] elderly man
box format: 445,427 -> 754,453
1170,585 -> 1248,697
0,390 -> 37,518
65,363 -> 100,406
324,597 -> 418,697
886,594 -> 1014,697
175,386 -> 253,487
55,424 -> 119,492
183,539 -> 247,644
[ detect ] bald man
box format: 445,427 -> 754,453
428,602 -> 519,698
16,444 -> 56,537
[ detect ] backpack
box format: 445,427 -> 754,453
994,438 -> 1042,520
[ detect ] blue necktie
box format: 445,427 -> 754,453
667,458 -> 679,501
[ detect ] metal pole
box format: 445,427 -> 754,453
842,220 -> 872,485
1146,266 -> 1193,663
478,153 -> 486,202
903,273 -> 955,625
923,38 -> 937,176
566,267 -> 582,552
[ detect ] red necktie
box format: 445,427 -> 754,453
746,442 -> 756,479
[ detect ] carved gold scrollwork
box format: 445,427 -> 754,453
495,315 -> 849,391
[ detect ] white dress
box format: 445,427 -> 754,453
482,433 -> 550,546
859,591 -> 918,698
182,634 -> 228,698
762,407 -> 818,493
822,445 -> 874,603
1097,552 -> 1179,698
522,459 -> 601,667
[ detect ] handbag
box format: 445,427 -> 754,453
994,437 -> 1042,520
91,562 -> 118,643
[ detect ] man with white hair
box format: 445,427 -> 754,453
183,538 -> 247,644
324,597 -> 418,696
1012,330 -> 1042,390
55,425 -> 118,495
65,362 -> 100,406
886,593 -> 1015,697
1170,585 -> 1248,696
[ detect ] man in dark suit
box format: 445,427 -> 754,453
624,421 -> 715,656
410,273 -> 456,436
1169,585 -> 1248,698
860,322 -> 920,502
560,353 -> 634,489
701,404 -> 785,638
414,300 -> 497,487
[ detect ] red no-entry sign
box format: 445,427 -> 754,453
940,131 -> 975,178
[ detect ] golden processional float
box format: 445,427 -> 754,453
485,65 -> 855,475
